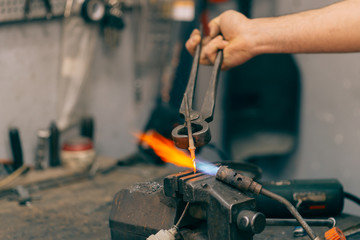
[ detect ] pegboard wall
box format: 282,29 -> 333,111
0,0 -> 66,23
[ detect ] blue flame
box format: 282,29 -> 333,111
195,158 -> 219,176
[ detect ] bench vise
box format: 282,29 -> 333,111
109,169 -> 266,240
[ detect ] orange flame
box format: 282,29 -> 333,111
138,131 -> 194,170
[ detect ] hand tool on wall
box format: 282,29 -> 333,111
81,0 -> 126,47
57,12 -> 97,131
81,0 -> 106,22
9,127 -> 24,171
58,0 -> 134,132
49,122 -> 60,167
102,0 -> 125,47
171,28 -> 223,150
24,0 -> 53,19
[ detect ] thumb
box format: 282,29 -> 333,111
208,16 -> 221,38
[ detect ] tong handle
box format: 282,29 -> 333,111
201,49 -> 223,122
179,28 -> 203,118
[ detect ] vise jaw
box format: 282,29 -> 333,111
164,170 -> 265,240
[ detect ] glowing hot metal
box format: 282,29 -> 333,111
184,93 -> 196,173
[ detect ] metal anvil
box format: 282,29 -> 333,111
109,170 -> 265,240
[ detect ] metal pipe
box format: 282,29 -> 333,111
216,166 -> 319,240
266,217 -> 336,228
261,188 -> 317,239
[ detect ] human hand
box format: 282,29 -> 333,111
185,10 -> 256,70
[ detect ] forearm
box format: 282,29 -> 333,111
249,0 -> 360,55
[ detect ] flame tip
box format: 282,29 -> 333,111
136,131 -> 218,175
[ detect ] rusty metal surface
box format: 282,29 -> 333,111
109,181 -> 179,240
216,165 -> 262,195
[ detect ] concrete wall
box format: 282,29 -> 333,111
0,15 -> 155,166
0,22 -> 60,164
253,0 -> 360,215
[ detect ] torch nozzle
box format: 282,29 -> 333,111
216,165 -> 262,194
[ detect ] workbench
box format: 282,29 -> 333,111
0,157 -> 175,240
0,157 -> 359,240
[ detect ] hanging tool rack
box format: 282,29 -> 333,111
0,0 -> 140,26
0,0 -> 67,25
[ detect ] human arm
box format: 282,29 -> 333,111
186,0 -> 360,70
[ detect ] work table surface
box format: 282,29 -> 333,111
0,157 -> 358,240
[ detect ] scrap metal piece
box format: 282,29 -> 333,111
15,185 -> 41,206
293,226 -> 306,238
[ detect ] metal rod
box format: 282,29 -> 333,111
261,188 -> 318,240
266,218 -> 336,228
184,93 -> 196,172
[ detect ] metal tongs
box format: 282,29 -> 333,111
172,30 -> 223,150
